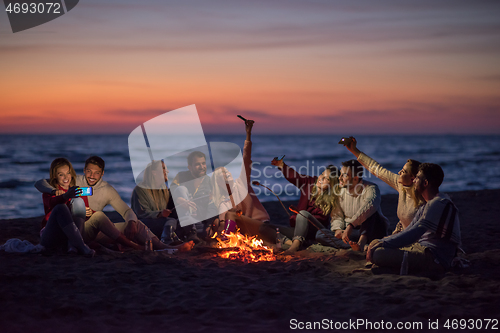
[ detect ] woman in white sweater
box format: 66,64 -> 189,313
343,137 -> 424,234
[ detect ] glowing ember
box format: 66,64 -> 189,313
212,230 -> 276,263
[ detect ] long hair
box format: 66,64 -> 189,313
49,158 -> 77,188
309,165 -> 340,216
404,159 -> 425,208
139,161 -> 170,211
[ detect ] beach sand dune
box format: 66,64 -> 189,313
1,190 -> 499,333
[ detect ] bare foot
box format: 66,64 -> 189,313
283,240 -> 300,255
349,241 -> 362,251
177,241 -> 195,252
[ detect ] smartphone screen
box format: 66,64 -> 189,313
76,187 -> 93,197
274,155 -> 285,161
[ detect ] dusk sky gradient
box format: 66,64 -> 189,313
1,0 -> 499,134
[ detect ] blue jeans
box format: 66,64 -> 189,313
315,229 -> 352,249
69,197 -> 86,232
40,199 -> 84,250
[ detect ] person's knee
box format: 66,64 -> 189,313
52,203 -> 70,215
296,211 -> 310,223
90,211 -> 105,219
88,211 -> 111,227
315,229 -> 326,243
371,247 -> 386,265
70,197 -> 86,219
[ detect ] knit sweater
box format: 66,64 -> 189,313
357,152 -> 421,229
35,175 -> 137,222
330,179 -> 389,231
381,193 -> 461,268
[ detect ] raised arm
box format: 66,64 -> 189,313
34,178 -> 56,194
342,137 -> 399,191
242,119 -> 255,185
272,160 -> 315,190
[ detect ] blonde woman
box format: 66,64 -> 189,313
40,158 -> 95,255
131,160 -> 198,245
260,163 -> 350,253
343,137 -> 424,234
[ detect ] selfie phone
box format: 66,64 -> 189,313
237,115 -> 247,122
338,137 -> 353,145
273,155 -> 285,161
76,187 -> 93,197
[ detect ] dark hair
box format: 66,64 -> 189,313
418,163 -> 444,189
326,164 -> 339,178
85,156 -> 105,171
187,151 -> 206,166
341,159 -> 364,179
49,158 -> 77,188
407,159 -> 422,177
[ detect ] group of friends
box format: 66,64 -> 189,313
36,118 -> 461,276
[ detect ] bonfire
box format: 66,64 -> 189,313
212,230 -> 276,263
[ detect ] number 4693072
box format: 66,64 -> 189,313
5,2 -> 62,14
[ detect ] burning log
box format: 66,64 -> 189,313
211,230 -> 277,263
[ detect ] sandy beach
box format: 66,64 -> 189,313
1,190 -> 499,333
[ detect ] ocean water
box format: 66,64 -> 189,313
0,134 -> 499,220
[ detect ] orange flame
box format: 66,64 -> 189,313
213,230 -> 276,263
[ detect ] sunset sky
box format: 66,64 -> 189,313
1,0 -> 499,134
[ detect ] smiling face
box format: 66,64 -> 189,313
84,163 -> 103,186
188,156 -> 207,178
339,166 -> 352,188
398,162 -> 415,186
315,169 -> 331,193
56,165 -> 72,190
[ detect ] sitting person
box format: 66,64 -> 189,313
316,159 -> 389,251
342,136 -> 424,234
259,160 -> 349,253
40,157 -> 145,252
131,160 -> 191,244
367,163 -> 461,276
40,157 -> 95,255
210,119 -> 270,237
170,151 -> 215,241
36,156 -> 193,252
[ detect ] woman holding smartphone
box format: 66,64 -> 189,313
40,158 -> 96,255
41,158 -> 147,253
342,137 -> 424,234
